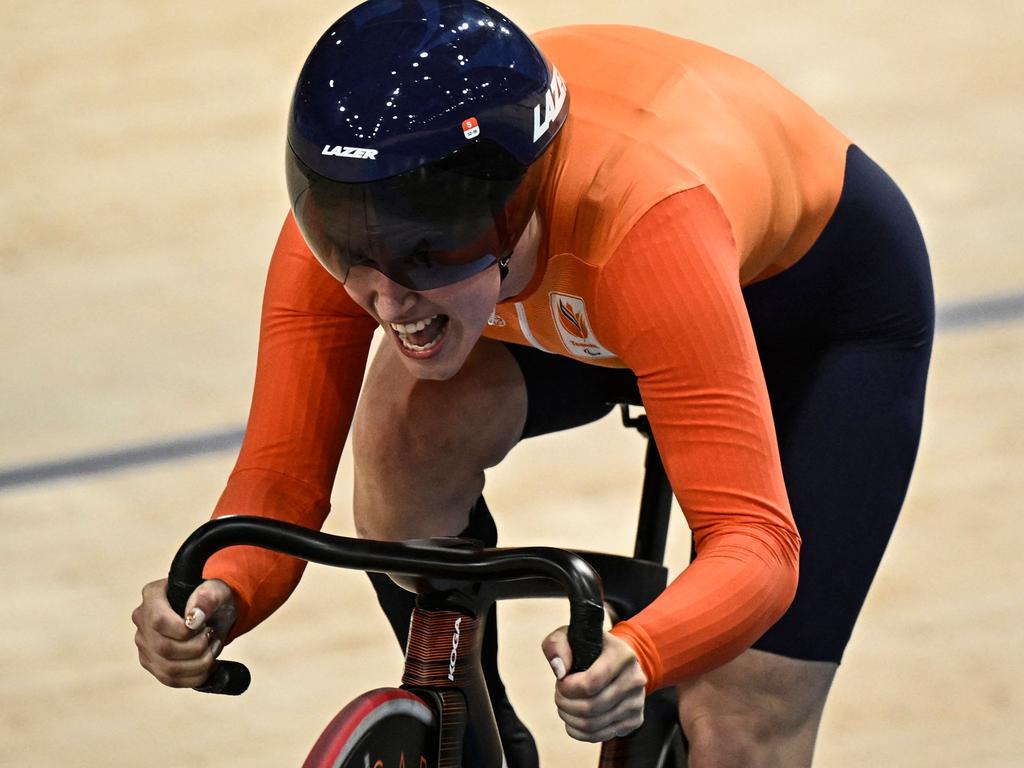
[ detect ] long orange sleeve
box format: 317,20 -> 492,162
202,213 -> 377,638
604,189 -> 801,690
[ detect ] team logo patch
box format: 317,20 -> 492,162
557,300 -> 588,338
549,293 -> 614,359
462,117 -> 480,139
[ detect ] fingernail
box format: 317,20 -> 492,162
550,657 -> 566,680
184,607 -> 206,630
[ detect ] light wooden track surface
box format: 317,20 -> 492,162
1,1 -> 1021,765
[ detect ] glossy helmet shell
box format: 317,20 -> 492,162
285,0 -> 568,290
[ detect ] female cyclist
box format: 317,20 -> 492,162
132,2 -> 934,765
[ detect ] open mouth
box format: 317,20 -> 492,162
389,314 -> 450,356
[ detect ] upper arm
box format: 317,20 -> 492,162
598,188 -> 801,685
596,187 -> 797,555
229,212 -> 378,493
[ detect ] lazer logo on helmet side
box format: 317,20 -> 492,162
532,67 -> 567,143
321,145 -> 379,159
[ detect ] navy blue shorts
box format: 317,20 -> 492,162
505,145 -> 934,663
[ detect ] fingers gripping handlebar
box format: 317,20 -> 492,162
166,516 -> 606,696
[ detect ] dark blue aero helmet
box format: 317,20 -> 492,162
286,0 -> 569,290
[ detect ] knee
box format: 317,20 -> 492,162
353,343 -> 524,482
682,697 -> 825,768
352,377 -> 450,479
676,651 -> 835,768
351,341 -> 526,539
683,713 -> 776,768
352,384 -> 475,538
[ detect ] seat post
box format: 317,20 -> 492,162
620,406 -> 675,564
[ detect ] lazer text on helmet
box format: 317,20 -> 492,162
321,145 -> 379,159
532,67 -> 568,143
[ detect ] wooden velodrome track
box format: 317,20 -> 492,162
2,1 -> 1021,765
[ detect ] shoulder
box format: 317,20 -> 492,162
594,187 -> 738,301
542,117 -> 705,270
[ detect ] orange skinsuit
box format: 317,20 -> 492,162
203,26 -> 851,691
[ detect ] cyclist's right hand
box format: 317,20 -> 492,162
132,577 -> 237,687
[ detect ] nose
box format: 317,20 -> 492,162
368,270 -> 418,319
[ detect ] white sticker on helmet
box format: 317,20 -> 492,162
462,117 -> 481,139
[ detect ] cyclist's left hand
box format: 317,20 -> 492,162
542,627 -> 647,742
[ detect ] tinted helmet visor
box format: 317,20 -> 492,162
286,139 -> 552,291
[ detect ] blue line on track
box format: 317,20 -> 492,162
936,292 -> 1024,331
0,429 -> 244,491
2,291 -> 1022,492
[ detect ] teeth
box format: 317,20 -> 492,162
389,314 -> 446,353
389,315 -> 436,334
399,334 -> 443,352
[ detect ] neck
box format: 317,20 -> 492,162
497,212 -> 541,302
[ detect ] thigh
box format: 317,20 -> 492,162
352,338 -> 639,536
742,144 -> 935,662
352,336 -> 529,537
751,339 -> 931,661
503,343 -> 641,439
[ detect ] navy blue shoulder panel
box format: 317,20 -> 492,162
288,0 -> 567,182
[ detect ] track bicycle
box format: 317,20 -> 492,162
167,406 -> 687,767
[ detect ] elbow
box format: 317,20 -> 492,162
776,549 -> 799,620
763,526 -> 800,625
725,522 -> 801,627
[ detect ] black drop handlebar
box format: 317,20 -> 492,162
166,516 -> 606,695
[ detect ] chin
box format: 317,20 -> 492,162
408,364 -> 458,382
399,351 -> 465,382
395,322 -> 482,381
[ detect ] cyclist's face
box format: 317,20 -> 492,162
343,259 -> 502,381
342,212 -> 540,381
